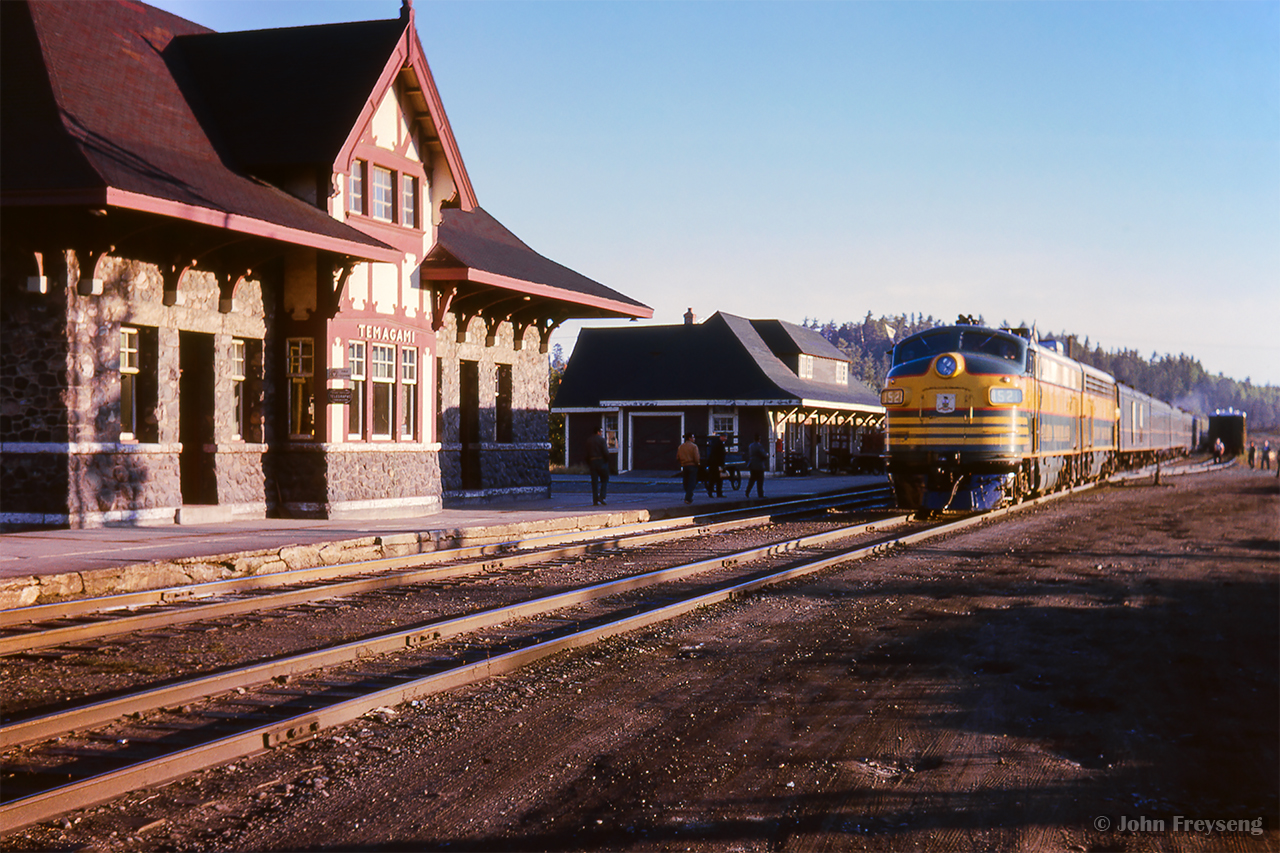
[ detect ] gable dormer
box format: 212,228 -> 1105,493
749,318 -> 851,386
331,4 -> 474,256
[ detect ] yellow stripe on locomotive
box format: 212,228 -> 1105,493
882,349 -> 1032,464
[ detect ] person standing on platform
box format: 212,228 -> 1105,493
677,433 -> 700,504
585,427 -> 610,506
704,433 -> 726,498
747,433 -> 768,498
1264,440 -> 1273,471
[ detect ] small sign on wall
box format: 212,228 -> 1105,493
328,367 -> 353,380
327,389 -> 353,405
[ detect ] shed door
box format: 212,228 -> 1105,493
630,415 -> 681,471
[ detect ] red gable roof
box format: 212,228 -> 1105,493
1,0 -> 398,261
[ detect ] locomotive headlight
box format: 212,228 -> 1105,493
881,388 -> 906,406
935,355 -> 959,378
989,387 -> 1023,405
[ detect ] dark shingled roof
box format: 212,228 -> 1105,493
1,0 -> 395,257
430,208 -> 650,313
175,19 -> 408,168
750,318 -> 848,361
553,312 -> 881,409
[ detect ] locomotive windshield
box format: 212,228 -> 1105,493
892,327 -> 1026,368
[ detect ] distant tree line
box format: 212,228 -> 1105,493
804,314 -> 1280,430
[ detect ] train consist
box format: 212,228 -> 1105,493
880,321 -> 1203,511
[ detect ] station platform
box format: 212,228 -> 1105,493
0,472 -> 888,608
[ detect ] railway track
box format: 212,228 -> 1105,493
0,485 -> 891,656
2,480 -> 1091,831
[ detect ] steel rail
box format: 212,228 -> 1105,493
1,515 -> 911,748
0,481 -> 1081,832
0,485 -> 891,632
0,487 -> 892,656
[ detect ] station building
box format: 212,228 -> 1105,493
0,0 -> 650,528
552,312 -> 884,475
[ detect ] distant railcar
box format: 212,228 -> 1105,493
1207,412 -> 1247,458
881,323 -> 1197,512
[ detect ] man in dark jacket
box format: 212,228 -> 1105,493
704,434 -> 727,497
747,434 -> 768,498
586,427 -> 610,505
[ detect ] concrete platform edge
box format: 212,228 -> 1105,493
0,507 -> 659,609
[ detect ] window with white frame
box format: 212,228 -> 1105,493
603,413 -> 618,450
836,361 -> 849,385
347,161 -> 365,214
348,341 -> 366,439
400,348 -> 418,440
798,354 -> 814,379
288,338 -> 315,438
371,165 -> 393,221
402,174 -> 418,229
120,327 -> 140,440
231,339 -> 246,441
371,344 -> 395,438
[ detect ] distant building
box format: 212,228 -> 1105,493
0,0 -> 650,528
552,312 -> 883,473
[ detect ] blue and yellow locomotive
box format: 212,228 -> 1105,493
881,321 -> 1197,511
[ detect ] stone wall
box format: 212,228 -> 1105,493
325,446 -> 442,509
68,445 -> 184,523
435,312 -> 551,498
213,443 -> 269,512
270,445 -> 442,518
0,250 -> 274,528
0,271 -> 73,443
0,452 -> 69,519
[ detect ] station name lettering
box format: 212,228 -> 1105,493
357,324 -> 416,344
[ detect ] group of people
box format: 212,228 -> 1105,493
678,433 -> 770,504
1246,440 -> 1273,470
585,428 -> 773,507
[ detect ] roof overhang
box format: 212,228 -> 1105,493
799,399 -> 885,413
422,265 -> 652,321
598,399 -> 798,408
589,399 -> 883,412
2,187 -> 400,264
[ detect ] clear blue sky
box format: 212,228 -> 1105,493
154,0 -> 1280,386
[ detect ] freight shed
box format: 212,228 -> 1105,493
552,312 -> 884,476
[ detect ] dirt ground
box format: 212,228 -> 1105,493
6,462 -> 1278,852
